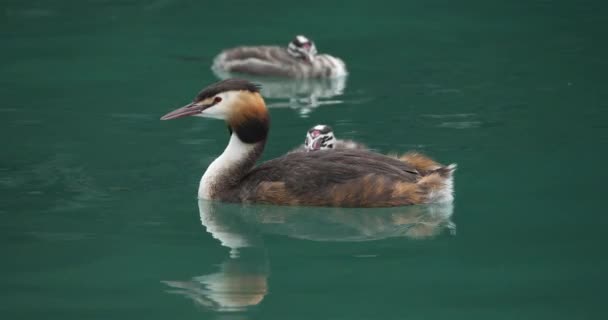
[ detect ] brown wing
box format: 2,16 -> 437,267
233,149 -> 424,207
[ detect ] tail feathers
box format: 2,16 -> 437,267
396,152 -> 456,177
398,152 -> 442,172
418,173 -> 445,192
417,164 -> 456,204
432,163 -> 457,178
389,151 -> 457,204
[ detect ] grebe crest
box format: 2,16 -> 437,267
162,79 -> 456,207
304,124 -> 335,151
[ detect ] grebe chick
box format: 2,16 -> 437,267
161,79 -> 455,207
290,124 -> 367,153
212,35 -> 347,79
296,125 -> 453,176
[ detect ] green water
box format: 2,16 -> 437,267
2,0 -> 607,319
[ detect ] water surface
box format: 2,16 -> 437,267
1,0 -> 607,319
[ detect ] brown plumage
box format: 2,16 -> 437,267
227,92 -> 268,130
216,149 -> 454,207
387,151 -> 455,177
395,152 -> 440,171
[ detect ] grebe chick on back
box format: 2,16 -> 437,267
212,35 -> 347,79
296,124 -> 454,176
161,79 -> 455,207
291,124 -> 367,152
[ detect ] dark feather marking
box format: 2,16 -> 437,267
195,79 -> 260,101
234,116 -> 269,144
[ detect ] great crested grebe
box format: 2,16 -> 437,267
161,79 -> 455,207
296,125 -> 453,176
211,35 -> 347,79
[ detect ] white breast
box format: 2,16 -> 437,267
199,134 -> 256,199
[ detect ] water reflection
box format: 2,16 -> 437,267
210,202 -> 456,245
213,69 -> 347,117
162,200 -> 454,312
162,249 -> 269,313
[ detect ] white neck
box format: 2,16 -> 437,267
199,133 -> 258,199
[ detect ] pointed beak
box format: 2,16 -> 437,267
161,102 -> 205,120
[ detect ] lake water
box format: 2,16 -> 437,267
1,0 -> 607,319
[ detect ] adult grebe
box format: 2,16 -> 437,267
296,124 -> 454,176
161,79 -> 455,207
211,35 -> 347,79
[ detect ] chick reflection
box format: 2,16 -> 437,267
213,69 -> 347,117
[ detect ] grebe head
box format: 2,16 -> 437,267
287,35 -> 317,62
161,79 -> 269,143
304,124 -> 335,151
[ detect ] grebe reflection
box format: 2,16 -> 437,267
161,200 -> 454,312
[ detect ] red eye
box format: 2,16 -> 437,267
214,96 -> 222,103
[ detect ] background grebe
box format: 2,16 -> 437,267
212,35 -> 347,79
161,79 -> 455,207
